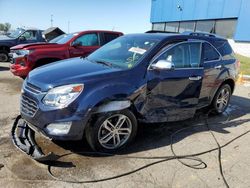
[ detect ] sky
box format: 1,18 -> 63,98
0,0 -> 152,34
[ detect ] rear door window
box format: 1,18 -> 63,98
203,43 -> 220,62
103,33 -> 120,45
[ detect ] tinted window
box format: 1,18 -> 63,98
152,23 -> 165,31
75,33 -> 99,46
213,40 -> 234,57
103,33 -> 120,44
196,20 -> 215,33
179,22 -> 195,33
158,42 -> 201,68
165,22 -> 179,32
203,43 -> 220,62
215,19 -> 237,39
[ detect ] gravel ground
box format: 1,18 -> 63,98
0,62 -> 250,188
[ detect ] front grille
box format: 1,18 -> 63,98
24,82 -> 42,94
21,95 -> 38,117
8,53 -> 14,64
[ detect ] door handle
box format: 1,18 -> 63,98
214,65 -> 222,69
189,76 -> 202,81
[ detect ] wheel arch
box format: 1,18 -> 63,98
33,57 -> 62,69
0,45 -> 10,52
210,78 -> 235,103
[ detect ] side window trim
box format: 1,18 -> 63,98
148,41 -> 203,70
202,41 -> 222,63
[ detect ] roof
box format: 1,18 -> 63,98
126,32 -> 228,42
75,30 -> 123,35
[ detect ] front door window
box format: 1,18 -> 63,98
156,42 -> 202,68
74,33 -> 99,46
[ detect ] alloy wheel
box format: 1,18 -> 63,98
98,114 -> 132,149
216,87 -> 230,112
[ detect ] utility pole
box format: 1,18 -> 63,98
68,21 -> 70,33
50,14 -> 53,27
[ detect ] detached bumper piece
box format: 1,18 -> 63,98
11,115 -> 58,163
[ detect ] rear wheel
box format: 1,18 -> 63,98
0,50 -> 8,62
85,109 -> 137,152
211,84 -> 232,114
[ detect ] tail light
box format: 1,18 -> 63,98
236,60 -> 241,69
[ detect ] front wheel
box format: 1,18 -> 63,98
0,50 -> 9,62
211,84 -> 232,114
85,109 -> 138,152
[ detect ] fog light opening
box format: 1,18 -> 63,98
46,122 -> 72,135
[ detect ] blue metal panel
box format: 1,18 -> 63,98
150,0 -> 241,22
150,0 -> 250,41
182,0 -> 196,20
207,0 -> 224,19
193,0 -> 210,20
222,0 -> 243,18
235,0 -> 250,41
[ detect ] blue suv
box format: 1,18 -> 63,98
18,32 -> 239,152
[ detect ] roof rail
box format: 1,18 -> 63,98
145,30 -> 177,34
182,31 -> 217,38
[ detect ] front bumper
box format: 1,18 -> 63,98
11,115 -> 59,162
20,86 -> 90,140
22,114 -> 87,141
9,56 -> 31,77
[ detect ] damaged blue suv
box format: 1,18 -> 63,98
17,32 -> 239,153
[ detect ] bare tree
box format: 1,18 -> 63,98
0,23 -> 11,33
3,23 -> 11,33
0,23 -> 4,31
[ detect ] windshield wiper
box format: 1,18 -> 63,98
83,57 -> 112,67
95,60 -> 112,67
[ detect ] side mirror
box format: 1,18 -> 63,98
72,41 -> 82,47
19,36 -> 26,41
151,60 -> 174,70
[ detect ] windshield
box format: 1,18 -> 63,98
49,33 -> 78,44
49,34 -> 66,43
88,35 -> 160,69
8,28 -> 25,38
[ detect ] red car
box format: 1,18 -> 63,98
9,30 -> 123,78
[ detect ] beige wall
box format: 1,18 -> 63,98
228,39 -> 250,57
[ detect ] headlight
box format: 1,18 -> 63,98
17,49 -> 34,56
43,84 -> 84,107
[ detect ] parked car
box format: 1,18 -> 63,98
17,32 -> 239,152
9,30 -> 123,78
0,28 -> 49,62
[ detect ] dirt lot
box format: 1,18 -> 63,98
0,62 -> 250,188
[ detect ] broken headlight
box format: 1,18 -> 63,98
43,84 -> 84,108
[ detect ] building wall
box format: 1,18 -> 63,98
150,0 -> 250,41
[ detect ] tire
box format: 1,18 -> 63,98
211,84 -> 232,114
85,109 -> 138,152
0,50 -> 9,62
